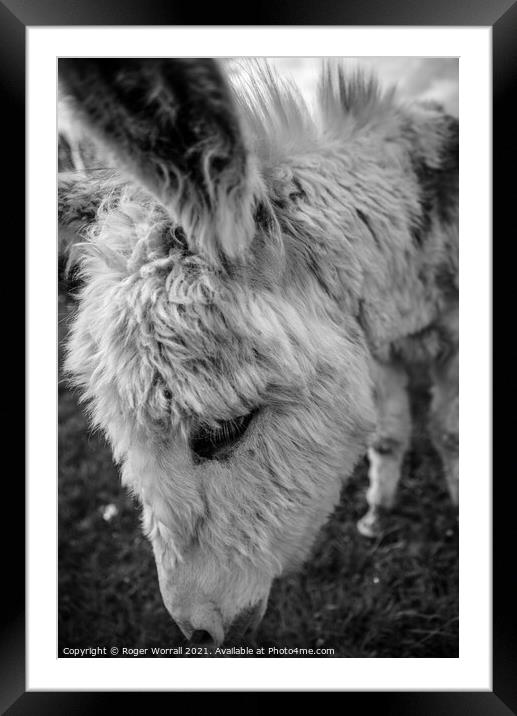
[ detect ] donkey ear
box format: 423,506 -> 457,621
58,59 -> 259,261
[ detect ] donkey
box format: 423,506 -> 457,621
58,58 -> 458,647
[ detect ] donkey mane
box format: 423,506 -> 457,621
232,61 -> 397,165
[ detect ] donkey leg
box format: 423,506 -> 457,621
430,350 -> 459,506
358,360 -> 411,538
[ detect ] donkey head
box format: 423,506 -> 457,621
61,59 -> 376,645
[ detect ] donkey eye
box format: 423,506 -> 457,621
190,411 -> 256,463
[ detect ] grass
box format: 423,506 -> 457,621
58,291 -> 458,658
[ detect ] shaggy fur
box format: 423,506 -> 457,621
60,59 -> 458,644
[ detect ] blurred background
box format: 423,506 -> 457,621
58,58 -> 458,658
229,57 -> 458,114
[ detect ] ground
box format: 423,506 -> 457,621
58,292 -> 458,658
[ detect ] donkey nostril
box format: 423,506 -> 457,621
190,629 -> 215,646
174,606 -> 225,646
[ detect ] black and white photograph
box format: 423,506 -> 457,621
57,56 -> 460,658
0,0 -> 502,702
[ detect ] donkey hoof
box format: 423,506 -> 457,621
357,509 -> 383,538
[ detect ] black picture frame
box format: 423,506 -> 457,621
6,0 -> 509,710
